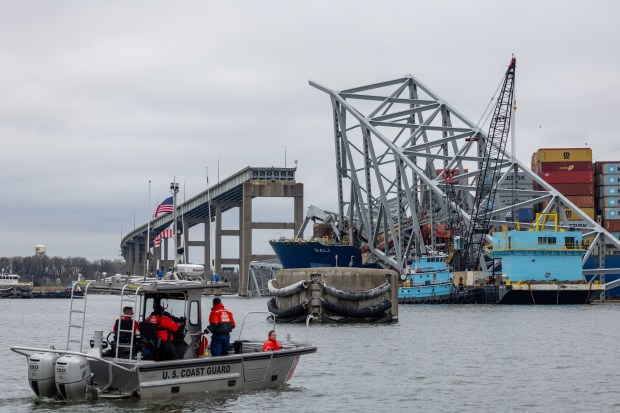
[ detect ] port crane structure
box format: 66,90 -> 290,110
450,57 -> 516,271
309,58 -> 620,280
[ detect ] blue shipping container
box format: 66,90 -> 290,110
595,186 -> 620,197
504,208 -> 534,222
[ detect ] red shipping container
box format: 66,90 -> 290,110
537,161 -> 593,172
566,195 -> 594,208
604,219 -> 620,232
549,183 -> 594,196
540,171 -> 593,184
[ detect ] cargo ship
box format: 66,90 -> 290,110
268,238 -> 366,269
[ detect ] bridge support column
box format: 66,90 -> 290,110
133,242 -> 140,276
238,181 -> 304,297
215,202 -> 222,276
126,244 -> 134,274
182,216 -> 189,263
241,187 -> 253,297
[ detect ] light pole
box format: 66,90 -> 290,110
282,145 -> 287,168
217,158 -> 221,183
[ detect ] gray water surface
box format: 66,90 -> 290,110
1,296 -> 619,412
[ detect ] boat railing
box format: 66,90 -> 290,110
237,311 -> 277,342
305,315 -> 313,346
410,266 -> 449,273
493,241 -> 586,251
402,279 -> 454,288
237,311 -> 314,347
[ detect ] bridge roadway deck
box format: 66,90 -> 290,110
121,166 -> 300,286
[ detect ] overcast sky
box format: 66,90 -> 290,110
1,0 -> 619,261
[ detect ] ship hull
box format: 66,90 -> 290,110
269,240 -> 364,269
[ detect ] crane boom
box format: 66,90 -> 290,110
462,56 -> 517,270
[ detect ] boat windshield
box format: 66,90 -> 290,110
144,295 -> 187,321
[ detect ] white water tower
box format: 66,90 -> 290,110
35,244 -> 46,255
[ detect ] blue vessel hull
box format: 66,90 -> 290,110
269,239 -> 364,269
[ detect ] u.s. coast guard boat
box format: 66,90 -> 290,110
11,279 -> 316,400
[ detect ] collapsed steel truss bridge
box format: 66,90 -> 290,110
309,74 -> 620,280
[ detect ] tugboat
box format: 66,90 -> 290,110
0,271 -> 32,298
11,279 -> 317,400
398,255 -> 474,304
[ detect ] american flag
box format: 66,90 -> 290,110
154,228 -> 174,247
153,196 -> 174,217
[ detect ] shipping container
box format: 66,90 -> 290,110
603,208 -> 620,220
497,182 -> 534,194
566,195 -> 595,208
535,161 -> 593,173
499,171 -> 534,185
564,207 -> 595,221
538,202 -> 595,221
594,162 -> 620,175
497,195 -> 534,205
596,174 -> 620,186
504,208 -> 534,222
519,208 -> 534,222
596,198 -> 620,209
540,171 -> 593,184
548,183 -> 594,196
531,152 -> 539,169
505,209 -> 534,222
595,186 -> 620,197
553,183 -> 594,195
604,219 -> 620,232
536,148 -> 592,163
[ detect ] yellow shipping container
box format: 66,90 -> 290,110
537,148 -> 592,163
564,207 -> 595,221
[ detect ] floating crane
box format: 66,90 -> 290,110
450,56 -> 517,271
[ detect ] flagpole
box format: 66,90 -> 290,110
145,180 -> 151,280
206,166 -> 212,280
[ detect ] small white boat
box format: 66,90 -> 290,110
11,280 -> 317,400
0,271 -> 32,298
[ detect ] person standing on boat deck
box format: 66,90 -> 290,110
206,297 -> 235,356
262,330 -> 282,352
147,303 -> 183,360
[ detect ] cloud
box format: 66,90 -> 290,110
1,0 -> 619,260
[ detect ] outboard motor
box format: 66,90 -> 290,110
28,352 -> 59,398
55,355 -> 91,400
